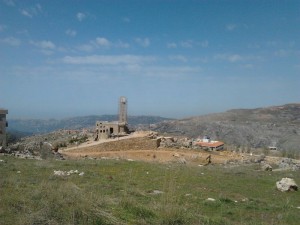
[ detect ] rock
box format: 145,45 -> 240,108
254,154 -> 265,163
276,178 -> 298,192
206,198 -> 216,202
261,163 -> 272,171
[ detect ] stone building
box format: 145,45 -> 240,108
0,109 -> 8,147
95,97 -> 129,140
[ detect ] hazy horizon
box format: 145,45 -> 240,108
1,1 -> 299,119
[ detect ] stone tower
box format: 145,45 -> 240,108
119,96 -> 127,124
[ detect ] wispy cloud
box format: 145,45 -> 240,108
226,24 -> 237,31
30,40 -> 55,49
169,55 -> 188,62
20,4 -> 42,18
30,40 -> 56,55
0,24 -> 7,32
65,29 -> 77,37
167,42 -> 177,48
215,54 -> 243,62
115,40 -> 130,48
274,49 -> 300,57
181,40 -> 193,48
135,38 -> 150,47
177,39 -> 209,48
0,37 -> 21,46
77,12 -> 86,22
3,0 -> 15,7
62,55 -> 156,65
77,37 -> 129,52
122,17 -> 130,23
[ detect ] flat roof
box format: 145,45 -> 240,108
196,141 -> 224,148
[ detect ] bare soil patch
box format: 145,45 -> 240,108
60,134 -> 244,165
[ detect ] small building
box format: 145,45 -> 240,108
0,109 -> 8,147
95,97 -> 129,140
195,136 -> 224,151
95,121 -> 128,139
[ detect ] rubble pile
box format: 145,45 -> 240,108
277,158 -> 300,171
3,129 -> 91,160
157,136 -> 195,149
53,169 -> 84,176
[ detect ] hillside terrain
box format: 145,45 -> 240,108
6,104 -> 300,153
153,104 -> 300,152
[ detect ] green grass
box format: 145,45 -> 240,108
0,156 -> 300,225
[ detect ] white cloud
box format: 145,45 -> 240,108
169,55 -> 188,62
77,38 -> 129,52
95,37 -> 111,47
62,55 -> 156,65
77,12 -> 86,21
226,24 -> 237,31
135,38 -> 150,47
30,40 -> 56,49
65,29 -> 77,37
167,42 -> 177,48
30,40 -> 57,55
0,37 -> 21,46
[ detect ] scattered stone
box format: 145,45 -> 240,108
53,170 -> 84,177
276,178 -> 298,192
17,171 -> 21,174
151,190 -> 164,195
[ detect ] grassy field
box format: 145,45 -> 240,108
1,155 -> 300,225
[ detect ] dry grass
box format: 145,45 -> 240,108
1,155 -> 300,225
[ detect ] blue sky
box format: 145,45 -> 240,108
0,0 -> 299,119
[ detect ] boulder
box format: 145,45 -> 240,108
276,178 -> 298,192
261,163 -> 272,171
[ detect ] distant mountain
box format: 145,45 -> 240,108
7,115 -> 172,135
152,104 -> 300,152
